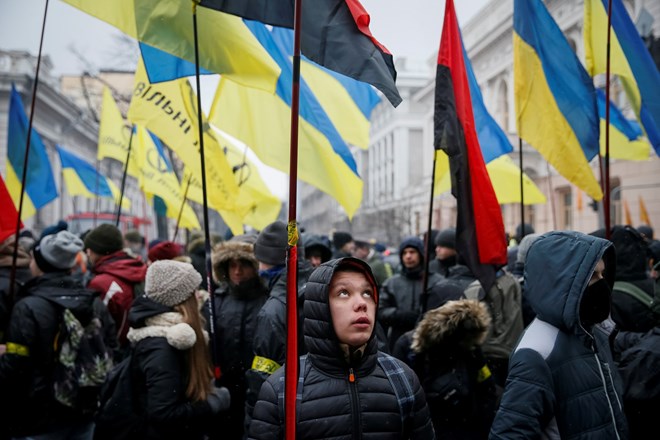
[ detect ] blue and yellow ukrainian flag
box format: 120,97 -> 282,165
585,0 -> 660,156
56,145 -> 130,209
5,85 -> 58,219
209,21 -> 364,218
513,0 -> 602,200
596,89 -> 650,161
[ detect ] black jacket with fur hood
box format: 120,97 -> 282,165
248,257 -> 435,440
404,299 -> 499,440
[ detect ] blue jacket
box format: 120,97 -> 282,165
489,231 -> 628,440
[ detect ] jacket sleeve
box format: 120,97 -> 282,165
0,300 -> 38,388
488,348 -> 555,439
244,300 -> 286,433
247,375 -> 282,440
378,278 -> 399,326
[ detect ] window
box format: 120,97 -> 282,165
496,80 -> 509,131
557,187 -> 573,230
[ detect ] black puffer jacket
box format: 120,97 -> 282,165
248,258 -> 435,440
0,272 -> 116,437
123,296 -> 216,440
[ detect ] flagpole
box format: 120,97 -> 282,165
191,1 -> 221,380
285,0 -> 303,438
172,175 -> 193,242
9,0 -> 50,303
546,161 -> 557,230
421,153 -> 438,314
604,0 -> 613,240
518,138 -> 525,232
94,159 -> 100,227
115,125 -> 134,227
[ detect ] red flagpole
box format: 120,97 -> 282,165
285,0 -> 303,438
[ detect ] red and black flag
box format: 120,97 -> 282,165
199,0 -> 402,106
434,0 -> 507,291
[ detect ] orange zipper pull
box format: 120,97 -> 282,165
349,368 -> 355,383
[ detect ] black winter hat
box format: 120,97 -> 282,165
399,236 -> 425,258
254,221 -> 287,266
434,228 -> 456,249
515,223 -> 535,243
332,231 -> 353,250
83,223 -> 124,255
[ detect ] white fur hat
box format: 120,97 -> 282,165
145,260 -> 202,307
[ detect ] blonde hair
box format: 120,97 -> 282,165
174,295 -> 213,401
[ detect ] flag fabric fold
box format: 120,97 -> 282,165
62,0 -> 280,93
0,174 -> 21,244
514,0 -> 602,201
199,0 -> 401,106
97,87 -> 139,178
210,22 -> 364,218
434,0 -> 507,292
5,85 -> 58,220
596,89 -> 650,161
56,144 -> 131,209
584,0 -> 660,156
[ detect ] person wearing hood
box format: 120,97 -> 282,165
489,231 -> 628,439
0,233 -> 33,344
400,297 -> 500,440
379,236 -> 443,351
123,260 -> 230,439
85,224 -> 147,350
248,257 -> 435,440
203,240 -> 268,440
302,233 -> 332,268
0,231 -> 117,438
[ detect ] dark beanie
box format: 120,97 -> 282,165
84,224 -> 124,255
435,228 -> 456,249
333,231 -> 353,250
254,221 -> 287,266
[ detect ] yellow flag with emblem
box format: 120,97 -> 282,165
98,88 -> 140,178
133,125 -> 200,230
127,59 -> 245,224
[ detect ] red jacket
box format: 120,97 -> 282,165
87,251 -> 146,346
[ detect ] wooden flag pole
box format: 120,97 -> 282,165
115,125 -> 135,227
604,0 -> 613,240
421,153 -> 438,314
191,1 -> 221,380
285,0 -> 303,439
9,0 -> 50,302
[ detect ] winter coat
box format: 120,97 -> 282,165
244,260 -> 314,432
122,295 -> 216,440
489,231 -> 628,439
248,258 -> 435,440
379,271 -> 443,351
88,251 -> 146,346
0,265 -> 32,343
0,272 -> 116,437
406,299 -> 499,440
205,241 -> 268,440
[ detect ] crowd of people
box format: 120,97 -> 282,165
0,219 -> 658,439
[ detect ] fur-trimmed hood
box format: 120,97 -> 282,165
411,299 -> 491,353
211,241 -> 258,282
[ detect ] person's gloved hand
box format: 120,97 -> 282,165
207,386 -> 231,413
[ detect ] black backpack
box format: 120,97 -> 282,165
94,353 -> 145,439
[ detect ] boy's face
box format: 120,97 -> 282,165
228,259 -> 256,285
329,270 -> 376,348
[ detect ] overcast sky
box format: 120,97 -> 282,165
1,0 -> 490,76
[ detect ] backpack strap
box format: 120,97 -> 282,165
277,355 -> 308,427
378,352 -> 415,434
463,279 -> 482,301
614,281 -> 653,307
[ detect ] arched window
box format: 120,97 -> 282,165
496,80 -> 509,131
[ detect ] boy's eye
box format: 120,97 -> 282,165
362,291 -> 372,298
338,290 -> 349,297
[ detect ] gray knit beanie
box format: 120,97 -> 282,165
254,221 -> 287,266
517,233 -> 541,265
145,260 -> 202,307
34,230 -> 83,272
